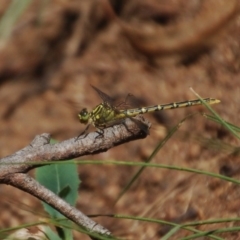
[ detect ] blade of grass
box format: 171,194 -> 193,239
204,114 -> 240,132
0,0 -> 32,41
112,214 -> 224,240
72,160 -> 240,185
5,159 -> 240,185
190,88 -> 240,140
181,226 -> 240,240
114,113 -> 197,204
161,225 -> 181,240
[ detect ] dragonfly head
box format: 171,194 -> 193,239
78,108 -> 90,124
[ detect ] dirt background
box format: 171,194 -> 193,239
1,0 -> 240,239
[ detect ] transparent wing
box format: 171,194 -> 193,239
91,85 -> 115,107
92,85 -> 141,109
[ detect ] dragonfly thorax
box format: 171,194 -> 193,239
78,108 -> 90,125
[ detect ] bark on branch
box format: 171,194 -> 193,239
0,117 -> 150,236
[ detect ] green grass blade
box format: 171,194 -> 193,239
204,113 -> 240,132
0,0 -> 32,41
114,113 -> 197,204
161,225 -> 181,240
190,88 -> 240,140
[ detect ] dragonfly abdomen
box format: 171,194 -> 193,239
119,98 -> 220,118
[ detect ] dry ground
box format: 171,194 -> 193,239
0,0 -> 240,239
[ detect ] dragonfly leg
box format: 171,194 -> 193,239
121,120 -> 135,135
95,128 -> 104,139
75,124 -> 90,141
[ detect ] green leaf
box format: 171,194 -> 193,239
44,226 -> 62,240
35,155 -> 80,240
36,162 -> 80,218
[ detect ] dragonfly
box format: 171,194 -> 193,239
78,85 -> 220,134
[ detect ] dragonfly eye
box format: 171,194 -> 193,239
78,108 -> 89,124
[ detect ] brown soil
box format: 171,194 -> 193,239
1,0 -> 240,239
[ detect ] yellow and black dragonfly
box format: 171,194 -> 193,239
77,86 -> 220,135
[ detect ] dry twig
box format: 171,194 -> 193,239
0,117 -> 150,237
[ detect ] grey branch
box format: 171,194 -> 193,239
4,173 -> 111,236
0,117 -> 150,236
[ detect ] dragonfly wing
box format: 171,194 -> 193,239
91,85 -> 137,113
91,85 -> 115,106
